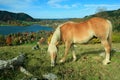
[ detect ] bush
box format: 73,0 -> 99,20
88,37 -> 100,44
0,35 -> 6,46
12,37 -> 20,45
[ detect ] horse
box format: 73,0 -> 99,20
48,17 -> 112,67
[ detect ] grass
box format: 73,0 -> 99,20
0,43 -> 120,80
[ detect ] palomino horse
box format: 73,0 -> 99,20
48,17 -> 112,66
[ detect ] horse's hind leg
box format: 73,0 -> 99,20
101,40 -> 111,65
59,41 -> 71,63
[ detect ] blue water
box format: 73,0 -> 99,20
0,24 -> 53,35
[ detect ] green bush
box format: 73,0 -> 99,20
12,37 -> 20,45
88,37 -> 101,44
0,35 -> 6,46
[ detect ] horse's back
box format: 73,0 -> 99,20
60,21 -> 93,43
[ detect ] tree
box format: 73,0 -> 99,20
95,7 -> 108,18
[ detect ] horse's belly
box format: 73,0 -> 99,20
73,38 -> 89,43
73,29 -> 94,43
73,35 -> 93,44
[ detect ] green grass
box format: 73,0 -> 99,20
0,43 -> 120,80
112,32 -> 120,43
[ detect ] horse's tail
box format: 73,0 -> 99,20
48,25 -> 61,55
107,20 -> 112,48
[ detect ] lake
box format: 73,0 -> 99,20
0,24 -> 53,35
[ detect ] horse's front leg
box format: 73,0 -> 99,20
59,42 -> 71,63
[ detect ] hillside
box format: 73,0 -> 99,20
90,9 -> 120,19
0,10 -> 34,21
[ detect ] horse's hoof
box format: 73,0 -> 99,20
59,59 -> 65,63
51,64 -> 55,67
103,60 -> 111,65
51,62 -> 55,67
73,58 -> 77,62
72,59 -> 76,62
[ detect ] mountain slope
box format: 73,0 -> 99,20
0,10 -> 34,21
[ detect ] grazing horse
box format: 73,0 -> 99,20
48,17 -> 112,66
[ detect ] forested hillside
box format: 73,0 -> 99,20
0,10 -> 34,21
0,10 -> 35,26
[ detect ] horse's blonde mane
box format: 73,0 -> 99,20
48,24 -> 62,54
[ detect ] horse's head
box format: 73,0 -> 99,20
48,44 -> 57,67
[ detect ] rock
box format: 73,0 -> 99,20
43,73 -> 57,80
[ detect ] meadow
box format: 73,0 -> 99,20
0,42 -> 120,80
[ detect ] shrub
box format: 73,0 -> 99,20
89,38 -> 100,44
12,37 -> 20,45
0,35 -> 6,46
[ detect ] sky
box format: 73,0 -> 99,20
0,0 -> 120,19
